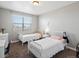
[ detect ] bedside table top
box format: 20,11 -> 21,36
42,34 -> 49,37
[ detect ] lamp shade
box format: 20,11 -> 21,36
45,27 -> 49,34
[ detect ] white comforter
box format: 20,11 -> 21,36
28,37 -> 65,58
18,33 -> 41,43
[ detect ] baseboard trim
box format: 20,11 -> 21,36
66,46 -> 76,51
11,40 -> 19,43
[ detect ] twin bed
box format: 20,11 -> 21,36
18,33 -> 66,58
28,36 -> 66,58
18,33 -> 41,44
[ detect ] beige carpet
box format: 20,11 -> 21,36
6,41 -> 76,58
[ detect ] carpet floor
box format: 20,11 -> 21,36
6,41 -> 76,58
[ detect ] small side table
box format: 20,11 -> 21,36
39,34 -> 49,39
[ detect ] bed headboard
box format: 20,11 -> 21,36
50,31 -> 69,43
49,32 -> 63,37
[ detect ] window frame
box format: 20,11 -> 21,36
12,15 -> 32,31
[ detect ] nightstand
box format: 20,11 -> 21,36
40,34 -> 50,39
42,34 -> 49,38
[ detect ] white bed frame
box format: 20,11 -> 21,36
18,33 -> 41,45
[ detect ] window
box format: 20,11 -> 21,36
12,15 -> 32,31
24,16 -> 32,29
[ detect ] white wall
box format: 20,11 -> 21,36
38,2 -> 79,48
0,8 -> 38,42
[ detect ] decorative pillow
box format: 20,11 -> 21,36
35,32 -> 42,38
50,35 -> 63,40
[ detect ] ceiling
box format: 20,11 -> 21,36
0,1 -> 76,15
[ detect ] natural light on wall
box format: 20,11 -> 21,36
44,20 -> 50,34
